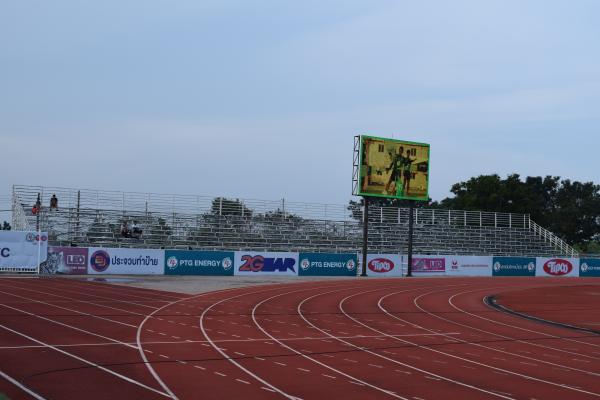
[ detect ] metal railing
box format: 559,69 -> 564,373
12,184 -> 577,256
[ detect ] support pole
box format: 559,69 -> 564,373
406,200 -> 415,277
361,196 -> 369,277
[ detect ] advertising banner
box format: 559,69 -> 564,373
0,231 -> 48,272
43,246 -> 88,274
88,247 -> 164,275
580,258 -> 600,277
234,251 -> 299,276
445,256 -> 492,276
364,253 -> 403,277
165,250 -> 234,276
492,257 -> 536,277
298,253 -> 357,276
536,257 -> 579,277
357,135 -> 430,201
409,255 -> 446,275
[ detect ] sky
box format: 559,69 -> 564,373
2,0 -> 599,209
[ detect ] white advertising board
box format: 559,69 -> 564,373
536,257 -> 579,277
363,253 -> 404,277
0,231 -> 48,272
88,247 -> 164,275
445,256 -> 493,276
234,251 -> 299,276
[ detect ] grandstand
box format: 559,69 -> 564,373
12,185 -> 577,257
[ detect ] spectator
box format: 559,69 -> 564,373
131,220 -> 142,239
50,194 -> 58,209
120,221 -> 131,238
32,196 -> 41,215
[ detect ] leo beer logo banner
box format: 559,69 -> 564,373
536,257 -> 579,277
44,246 -> 88,274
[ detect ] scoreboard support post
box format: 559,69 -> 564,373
406,200 -> 415,277
361,196 -> 369,277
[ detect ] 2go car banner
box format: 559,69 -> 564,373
364,254 -> 403,277
445,256 -> 492,276
536,257 -> 579,277
298,253 -> 357,276
0,231 -> 48,271
234,251 -> 299,276
165,250 -> 234,276
88,247 -> 164,275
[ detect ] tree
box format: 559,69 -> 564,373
437,174 -> 600,246
210,197 -> 253,217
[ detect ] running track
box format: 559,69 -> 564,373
0,277 -> 599,399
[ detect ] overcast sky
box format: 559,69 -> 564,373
2,0 -> 599,207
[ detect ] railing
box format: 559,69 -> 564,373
529,220 -> 578,257
12,184 -> 576,256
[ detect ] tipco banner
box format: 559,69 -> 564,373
234,251 -> 299,276
298,253 -> 357,276
0,231 -> 48,271
165,250 -> 234,276
536,257 -> 579,277
44,246 -> 88,274
88,247 -> 164,275
410,255 -> 446,275
492,257 -> 536,276
364,254 -> 403,277
445,256 -> 492,276
580,258 -> 600,277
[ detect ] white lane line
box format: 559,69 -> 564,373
136,287 -> 238,400
368,364 -> 383,369
236,378 -> 251,385
234,352 -> 246,356
0,289 -> 137,328
274,362 -> 287,367
0,324 -> 170,398
252,286 -> 411,400
200,287 -> 304,400
297,368 -> 310,373
159,354 -> 170,359
214,372 -> 227,377
322,374 -> 337,379
0,369 -> 46,400
0,303 -> 139,350
193,365 -> 206,371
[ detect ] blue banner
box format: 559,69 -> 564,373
298,252 -> 357,276
165,250 -> 234,276
580,258 -> 600,277
492,257 -> 536,277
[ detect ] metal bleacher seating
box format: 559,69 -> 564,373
11,185 -> 577,257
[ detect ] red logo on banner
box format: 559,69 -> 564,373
543,259 -> 573,276
368,258 -> 394,273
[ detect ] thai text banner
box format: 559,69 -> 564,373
88,247 -> 164,275
492,257 -> 536,277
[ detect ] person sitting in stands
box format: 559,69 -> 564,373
121,221 -> 131,238
131,221 -> 142,239
50,194 -> 58,209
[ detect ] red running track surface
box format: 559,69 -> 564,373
0,277 -> 599,399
